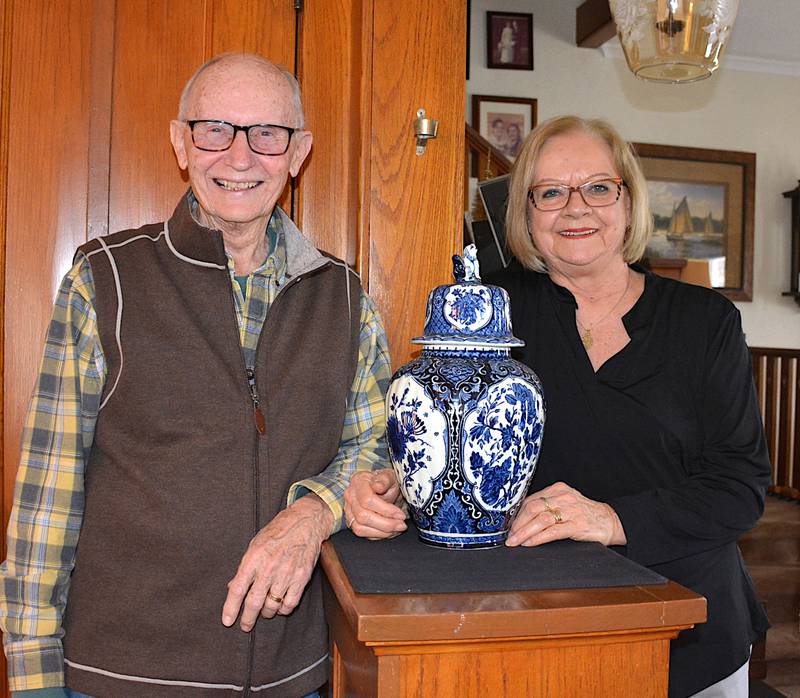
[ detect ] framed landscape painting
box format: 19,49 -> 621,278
633,142 -> 755,301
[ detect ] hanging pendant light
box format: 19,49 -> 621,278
608,0 -> 740,83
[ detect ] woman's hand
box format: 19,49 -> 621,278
343,469 -> 407,540
506,482 -> 627,547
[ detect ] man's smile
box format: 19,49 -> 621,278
214,179 -> 262,191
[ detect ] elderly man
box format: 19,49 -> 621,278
0,53 -> 390,698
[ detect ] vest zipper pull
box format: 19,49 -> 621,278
246,368 -> 266,436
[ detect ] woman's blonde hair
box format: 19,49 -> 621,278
505,115 -> 652,272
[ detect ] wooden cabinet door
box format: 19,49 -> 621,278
0,2 -> 296,694
1,0 -> 297,533
365,0 -> 466,366
300,0 -> 466,367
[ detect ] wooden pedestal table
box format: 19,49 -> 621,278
320,541 -> 706,698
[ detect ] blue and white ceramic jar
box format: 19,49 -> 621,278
386,245 -> 545,548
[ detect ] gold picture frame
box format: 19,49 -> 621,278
633,142 -> 755,301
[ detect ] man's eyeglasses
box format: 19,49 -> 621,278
527,177 -> 625,211
186,120 -> 296,156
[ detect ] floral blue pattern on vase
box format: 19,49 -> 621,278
386,383 -> 448,508
386,245 -> 545,548
443,286 -> 493,331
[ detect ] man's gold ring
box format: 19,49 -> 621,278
551,508 -> 564,524
267,591 -> 284,604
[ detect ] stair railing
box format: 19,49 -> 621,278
464,123 -> 512,212
751,346 -> 800,498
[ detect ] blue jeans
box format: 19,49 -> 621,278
66,688 -> 320,698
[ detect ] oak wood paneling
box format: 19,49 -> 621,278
108,1 -> 205,233
208,0 -> 296,217
0,0 -> 10,687
108,0 -> 297,238
209,0 -> 296,58
367,0 -> 466,366
3,0 -> 94,528
0,0 -> 12,567
299,0 -> 365,266
379,639 -> 670,697
1,5 -> 299,695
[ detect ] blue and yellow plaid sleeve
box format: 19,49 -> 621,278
288,290 -> 391,531
0,257 -> 103,692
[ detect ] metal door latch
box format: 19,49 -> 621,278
413,108 -> 439,156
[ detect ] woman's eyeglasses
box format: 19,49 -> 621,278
527,177 -> 625,211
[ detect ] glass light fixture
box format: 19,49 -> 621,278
608,0 -> 740,83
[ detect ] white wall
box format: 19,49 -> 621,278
467,0 -> 800,349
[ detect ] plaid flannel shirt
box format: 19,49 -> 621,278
0,211 -> 391,693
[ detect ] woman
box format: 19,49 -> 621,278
503,121 -> 523,159
345,116 -> 771,698
497,21 -> 515,64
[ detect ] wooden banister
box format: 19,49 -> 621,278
464,123 -> 512,212
751,346 -> 800,498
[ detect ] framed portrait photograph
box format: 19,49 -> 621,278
472,94 -> 537,162
633,143 -> 755,301
486,11 -> 533,70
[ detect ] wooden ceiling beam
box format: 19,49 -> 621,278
576,0 -> 617,48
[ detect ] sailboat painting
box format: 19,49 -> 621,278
645,180 -> 726,261
632,142 -> 755,301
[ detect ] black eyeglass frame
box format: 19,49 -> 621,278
527,177 -> 626,210
185,120 -> 296,156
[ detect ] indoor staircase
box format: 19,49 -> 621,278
741,494 -> 800,698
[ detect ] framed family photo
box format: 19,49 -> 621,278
486,12 -> 533,70
472,95 -> 537,162
633,142 -> 755,301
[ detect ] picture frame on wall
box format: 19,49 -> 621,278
486,11 -> 533,70
478,174 -> 512,269
633,142 -> 755,301
472,94 -> 537,162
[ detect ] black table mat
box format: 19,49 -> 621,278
331,525 -> 666,594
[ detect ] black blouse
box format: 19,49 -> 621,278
490,264 -> 771,697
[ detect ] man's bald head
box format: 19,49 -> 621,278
169,52 -> 313,240
178,53 -> 305,128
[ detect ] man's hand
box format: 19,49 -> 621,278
222,493 -> 334,631
343,469 -> 407,540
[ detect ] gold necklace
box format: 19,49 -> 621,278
575,270 -> 631,350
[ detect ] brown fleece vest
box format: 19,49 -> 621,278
62,198 -> 360,697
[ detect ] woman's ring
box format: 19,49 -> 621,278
551,508 -> 564,524
267,591 -> 284,604
541,496 -> 552,511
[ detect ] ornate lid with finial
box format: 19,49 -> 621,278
412,244 -> 523,348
